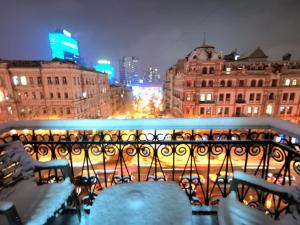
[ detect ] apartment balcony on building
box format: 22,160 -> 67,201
0,117 -> 300,225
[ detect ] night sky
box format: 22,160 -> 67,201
0,0 -> 300,77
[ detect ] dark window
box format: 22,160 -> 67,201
271,79 -> 277,87
219,94 -> 224,101
224,107 -> 229,115
202,67 -> 207,74
290,93 -> 295,101
209,67 -> 214,74
65,92 -> 69,99
283,93 -> 288,101
237,94 -> 243,100
37,77 -> 42,85
239,80 -> 244,87
50,92 -> 54,99
187,80 -> 192,87
220,80 -> 225,87
256,93 -> 261,101
29,77 -> 34,85
57,93 -> 61,99
62,77 -> 67,84
55,77 -> 59,85
208,80 -> 213,87
251,80 -> 256,87
258,80 -> 263,87
43,109 -> 47,114
200,107 -> 205,115
202,80 -> 206,87
227,80 -> 232,87
249,93 -> 254,101
67,108 -> 71,114
47,77 -> 52,85
269,93 -> 274,100
287,107 -> 293,114
226,93 -> 230,101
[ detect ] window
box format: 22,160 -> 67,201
57,93 -> 61,99
206,94 -> 212,101
292,79 -> 297,86
206,107 -> 211,114
271,79 -> 277,87
280,106 -> 285,114
209,67 -> 214,74
258,80 -> 263,87
249,93 -> 254,101
50,92 -> 54,99
200,107 -> 205,115
285,79 -> 290,86
64,92 -> 69,99
217,107 -> 222,115
253,106 -> 258,114
287,106 -> 293,114
208,80 -> 213,87
187,80 -> 192,87
40,92 -> 44,99
24,92 -> 28,98
227,80 -> 232,87
237,93 -> 243,100
239,80 -> 244,87
256,93 -> 261,101
202,80 -> 206,87
47,77 -> 52,85
225,94 -> 230,101
29,77 -> 34,85
290,93 -> 295,101
32,92 -> 36,99
55,77 -> 59,85
247,107 -> 252,114
266,105 -> 273,115
250,80 -> 256,87
67,108 -> 71,114
269,93 -> 274,100
60,108 -> 64,114
20,76 -> 27,85
202,67 -> 207,74
12,76 -> 19,85
62,77 -> 67,84
282,93 -> 288,101
186,95 -> 191,101
220,80 -> 225,87
224,107 -> 229,115
43,108 -> 47,114
37,77 -> 42,85
200,94 -> 205,101
219,94 -> 224,102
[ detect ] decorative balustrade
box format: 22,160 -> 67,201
1,117 -> 300,218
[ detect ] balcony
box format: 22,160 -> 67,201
235,99 -> 246,104
0,117 -> 300,225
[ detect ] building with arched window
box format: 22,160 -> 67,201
163,44 -> 300,123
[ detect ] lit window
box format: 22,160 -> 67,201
253,106 -> 258,114
206,94 -> 212,101
292,79 -> 297,86
0,90 -> 4,102
83,92 -> 87,98
266,105 -> 273,115
247,107 -> 252,114
280,106 -> 285,114
217,107 -> 222,115
7,106 -> 13,114
285,79 -> 291,86
226,67 -> 231,72
12,76 -> 19,85
20,76 -> 27,85
206,107 -> 211,114
200,94 -> 205,101
287,106 -> 293,114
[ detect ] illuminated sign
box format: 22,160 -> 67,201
49,30 -> 79,63
94,59 -> 115,80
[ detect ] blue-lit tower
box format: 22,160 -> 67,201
49,29 -> 80,63
94,59 -> 115,81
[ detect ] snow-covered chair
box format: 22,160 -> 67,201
218,171 -> 300,225
0,141 -> 79,225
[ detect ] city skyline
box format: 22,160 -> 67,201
0,0 -> 299,75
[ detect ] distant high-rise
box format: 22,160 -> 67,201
49,29 -> 80,64
143,67 -> 161,83
94,59 -> 115,81
119,57 -> 140,85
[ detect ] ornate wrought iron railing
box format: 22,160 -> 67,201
0,117 -> 300,218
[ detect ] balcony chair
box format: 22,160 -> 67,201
218,171 -> 300,225
0,141 -> 80,225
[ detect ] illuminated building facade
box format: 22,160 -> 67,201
94,60 -> 115,81
143,67 -> 162,83
0,59 -> 111,121
49,29 -> 80,64
110,85 -> 132,115
119,57 -> 140,85
163,44 -> 300,123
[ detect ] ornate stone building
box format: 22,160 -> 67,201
163,43 -> 300,123
0,59 -> 111,121
110,84 -> 132,116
